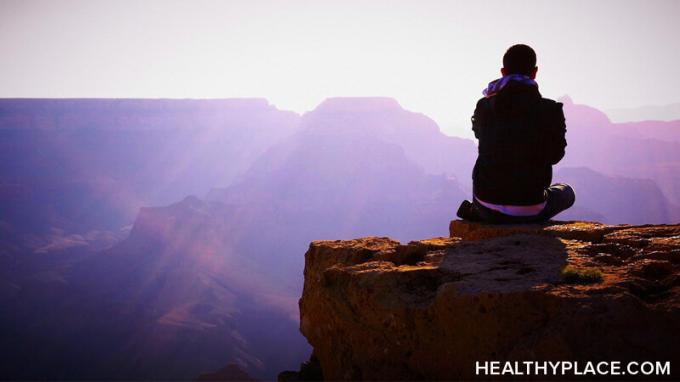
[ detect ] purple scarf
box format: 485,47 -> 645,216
482,74 -> 538,98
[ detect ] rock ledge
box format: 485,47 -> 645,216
295,221 -> 680,380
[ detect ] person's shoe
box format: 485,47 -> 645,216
457,200 -> 479,221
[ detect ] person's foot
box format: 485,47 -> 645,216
457,200 -> 479,221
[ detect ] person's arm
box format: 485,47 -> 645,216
471,98 -> 486,139
546,102 -> 567,165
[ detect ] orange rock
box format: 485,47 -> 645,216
297,221 -> 680,380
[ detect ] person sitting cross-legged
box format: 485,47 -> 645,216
457,44 -> 575,224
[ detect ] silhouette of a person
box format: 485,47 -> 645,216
457,44 -> 575,223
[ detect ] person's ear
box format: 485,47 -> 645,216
501,68 -> 507,76
530,66 -> 538,79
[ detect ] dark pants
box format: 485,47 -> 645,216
457,183 -> 576,224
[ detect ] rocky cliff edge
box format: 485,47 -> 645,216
289,221 -> 680,380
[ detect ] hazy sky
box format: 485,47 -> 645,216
1,0 -> 679,136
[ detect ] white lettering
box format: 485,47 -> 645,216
596,361 -> 609,375
549,361 -> 561,375
561,362 -> 573,375
640,361 -> 654,375
535,361 -> 547,375
473,360 -> 670,376
475,361 -> 488,375
490,361 -> 500,375
583,361 -> 596,375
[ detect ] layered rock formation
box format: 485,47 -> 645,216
295,221 -> 680,380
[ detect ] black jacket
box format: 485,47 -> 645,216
471,81 -> 566,205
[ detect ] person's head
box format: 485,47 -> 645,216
501,44 -> 538,79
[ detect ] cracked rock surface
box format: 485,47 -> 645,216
297,221 -> 680,380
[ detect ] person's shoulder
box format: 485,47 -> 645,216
474,96 -> 490,110
539,97 -> 565,115
539,96 -> 562,107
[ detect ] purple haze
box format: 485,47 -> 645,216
0,97 -> 679,379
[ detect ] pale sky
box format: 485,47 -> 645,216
1,0 -> 679,137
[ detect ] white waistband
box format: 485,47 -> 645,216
475,196 -> 546,217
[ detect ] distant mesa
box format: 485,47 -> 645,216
555,166 -> 680,224
310,97 -> 403,113
606,102 -> 680,123
557,95 -> 573,105
559,94 -> 611,129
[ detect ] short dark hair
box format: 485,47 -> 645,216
503,44 -> 537,76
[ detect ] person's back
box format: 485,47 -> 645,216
457,44 -> 575,223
